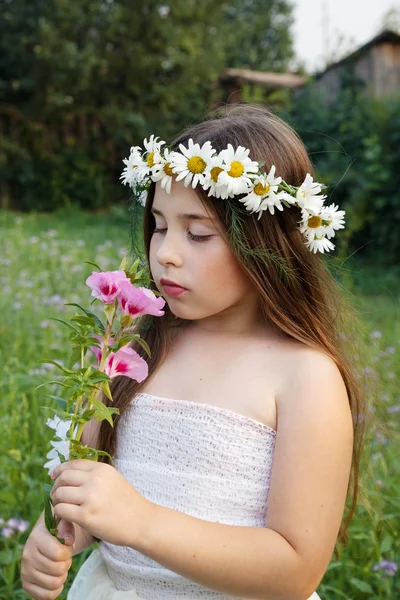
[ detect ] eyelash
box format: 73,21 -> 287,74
153,227 -> 213,243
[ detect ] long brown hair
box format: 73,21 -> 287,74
98,102 -> 370,561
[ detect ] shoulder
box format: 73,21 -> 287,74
266,345 -> 354,594
277,344 -> 351,426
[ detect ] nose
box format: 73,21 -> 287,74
155,230 -> 184,268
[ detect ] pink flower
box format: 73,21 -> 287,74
86,270 -> 130,304
103,346 -> 148,382
89,334 -> 115,364
117,280 -> 165,318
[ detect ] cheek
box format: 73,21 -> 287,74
196,242 -> 248,298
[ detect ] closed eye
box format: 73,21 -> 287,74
153,227 -> 213,243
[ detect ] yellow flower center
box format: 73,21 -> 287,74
187,156 -> 207,174
228,161 -> 245,178
164,162 -> 174,176
210,166 -> 223,182
254,182 -> 270,196
147,152 -> 155,167
308,215 -> 322,229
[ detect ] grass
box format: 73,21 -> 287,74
0,208 -> 399,599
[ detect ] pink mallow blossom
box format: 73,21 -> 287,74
117,280 -> 165,318
86,270 -> 130,304
89,333 -> 116,364
102,346 -> 148,382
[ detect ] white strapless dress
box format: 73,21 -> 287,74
67,392 -> 322,600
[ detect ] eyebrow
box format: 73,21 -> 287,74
151,208 -> 214,221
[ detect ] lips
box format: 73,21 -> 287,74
160,277 -> 187,290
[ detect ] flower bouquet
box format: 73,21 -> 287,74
36,255 -> 165,543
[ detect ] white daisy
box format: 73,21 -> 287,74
202,155 -> 232,199
143,135 -> 166,170
240,166 -> 282,213
255,191 -> 288,219
120,145 -> 149,187
296,173 -> 327,215
151,148 -> 175,194
319,203 -> 346,239
299,201 -> 346,242
217,144 -> 259,196
169,139 -> 215,188
304,234 -> 335,254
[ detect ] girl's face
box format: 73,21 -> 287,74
149,179 -> 262,330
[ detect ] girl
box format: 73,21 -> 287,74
23,103 -> 366,600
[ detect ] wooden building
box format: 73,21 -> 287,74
309,29 -> 400,104
216,29 -> 400,106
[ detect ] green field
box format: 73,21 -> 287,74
0,209 -> 399,599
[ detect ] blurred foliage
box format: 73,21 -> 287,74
1,1 -> 399,262
0,0 -> 295,211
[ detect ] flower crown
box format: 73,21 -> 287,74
120,135 -> 345,254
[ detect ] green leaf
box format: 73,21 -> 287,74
40,406 -> 74,420
88,396 -> 118,426
380,535 -> 393,553
70,315 -> 96,327
101,380 -> 112,401
65,303 -> 105,333
104,302 -> 116,325
68,346 -> 82,369
47,317 -> 80,334
44,395 -> 68,410
350,578 -> 373,593
43,483 -> 57,534
88,371 -> 111,383
40,360 -> 75,375
118,255 -> 129,271
84,261 -> 101,271
131,334 -> 151,358
35,380 -> 70,390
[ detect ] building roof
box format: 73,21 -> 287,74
219,68 -> 307,89
314,29 -> 400,79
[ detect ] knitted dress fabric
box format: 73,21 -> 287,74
67,393 -> 322,600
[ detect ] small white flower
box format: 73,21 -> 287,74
319,203 -> 346,239
241,166 -> 284,216
143,135 -> 165,168
169,139 -> 215,189
304,234 -> 335,254
217,144 -> 259,196
120,145 -> 149,188
299,201 -> 346,243
151,148 -> 175,193
43,416 -> 77,475
202,155 -> 229,198
296,173 -> 327,215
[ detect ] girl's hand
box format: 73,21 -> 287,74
50,459 -> 154,548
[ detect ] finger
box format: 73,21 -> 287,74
57,519 -> 75,544
23,581 -> 64,600
51,470 -> 86,497
36,552 -> 72,577
53,503 -> 83,526
37,533 -> 73,562
50,458 -> 95,480
25,568 -> 68,592
52,486 -> 83,507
